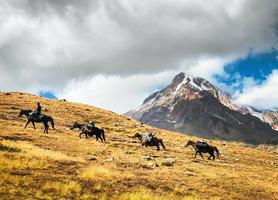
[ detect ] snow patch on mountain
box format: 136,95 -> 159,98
127,72 -> 275,126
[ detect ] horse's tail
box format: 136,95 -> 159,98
159,139 -> 166,150
101,129 -> 106,142
214,147 -> 220,158
49,117 -> 55,130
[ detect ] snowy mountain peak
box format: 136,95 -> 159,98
172,72 -> 220,94
127,72 -> 239,118
126,72 -> 278,144
127,72 -> 272,122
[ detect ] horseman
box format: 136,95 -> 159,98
31,102 -> 42,120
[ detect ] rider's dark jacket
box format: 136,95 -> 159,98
35,104 -> 41,115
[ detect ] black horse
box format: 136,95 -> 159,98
185,140 -> 220,160
132,133 -> 166,150
70,122 -> 96,131
70,122 -> 86,131
18,109 -> 55,133
80,126 -> 106,142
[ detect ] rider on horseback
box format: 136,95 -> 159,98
31,102 -> 42,120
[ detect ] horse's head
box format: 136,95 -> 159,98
18,109 -> 32,117
132,133 -> 142,139
18,109 -> 24,117
185,140 -> 194,147
70,122 -> 79,130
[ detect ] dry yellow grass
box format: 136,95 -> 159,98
0,92 -> 278,200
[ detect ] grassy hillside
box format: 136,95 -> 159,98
0,92 -> 278,200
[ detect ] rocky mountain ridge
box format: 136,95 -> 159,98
126,72 -> 278,144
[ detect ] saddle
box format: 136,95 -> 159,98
30,112 -> 43,120
82,123 -> 95,133
196,141 -> 208,150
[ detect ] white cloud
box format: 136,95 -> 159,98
58,71 -> 177,113
180,57 -> 230,80
58,56 -> 236,113
0,0 -> 277,112
234,70 -> 278,109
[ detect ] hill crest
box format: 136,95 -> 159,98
1,92 -> 278,199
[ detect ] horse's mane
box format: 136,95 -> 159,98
22,109 -> 33,113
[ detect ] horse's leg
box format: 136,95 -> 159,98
208,149 -> 215,160
79,133 -> 83,139
25,120 -> 31,128
32,121 -> 36,129
199,152 -> 204,159
194,151 -> 198,158
45,123 -> 49,133
99,134 -> 103,142
160,140 -> 166,150
101,130 -> 106,142
156,144 -> 160,151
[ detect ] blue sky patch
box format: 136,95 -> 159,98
215,49 -> 278,92
39,91 -> 57,99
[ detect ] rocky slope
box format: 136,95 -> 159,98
126,73 -> 278,144
262,111 -> 278,131
2,92 -> 278,199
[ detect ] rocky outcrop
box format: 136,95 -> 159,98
126,73 -> 278,144
261,111 -> 278,131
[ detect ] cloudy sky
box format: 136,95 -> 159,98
0,0 -> 278,113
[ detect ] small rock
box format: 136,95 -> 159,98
148,162 -> 159,168
161,158 -> 176,166
142,155 -> 153,160
141,162 -> 159,169
105,156 -> 114,162
90,156 -> 98,161
6,116 -> 13,120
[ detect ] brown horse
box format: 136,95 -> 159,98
185,140 -> 220,160
132,133 -> 166,150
